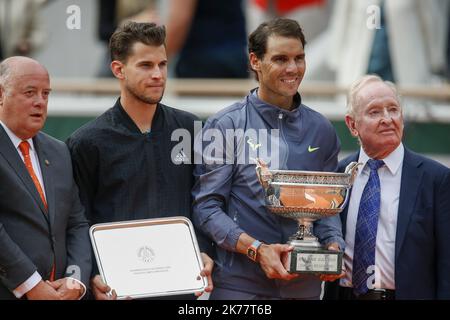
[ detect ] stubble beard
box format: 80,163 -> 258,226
126,83 -> 165,105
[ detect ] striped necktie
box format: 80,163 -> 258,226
18,141 -> 48,210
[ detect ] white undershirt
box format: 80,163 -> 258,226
340,143 -> 404,290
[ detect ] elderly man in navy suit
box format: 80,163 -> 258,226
0,56 -> 91,300
324,75 -> 450,300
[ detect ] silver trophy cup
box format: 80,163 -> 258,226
255,159 -> 360,274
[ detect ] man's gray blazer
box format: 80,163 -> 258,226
0,127 -> 91,299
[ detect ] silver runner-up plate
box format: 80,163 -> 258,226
90,217 -> 207,299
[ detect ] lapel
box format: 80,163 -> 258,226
0,127 -> 50,223
395,148 -> 423,261
339,152 -> 360,237
33,133 -> 55,227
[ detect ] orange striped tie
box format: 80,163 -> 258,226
18,141 -> 54,280
18,141 -> 48,210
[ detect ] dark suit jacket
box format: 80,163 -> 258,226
327,148 -> 450,299
0,127 -> 91,299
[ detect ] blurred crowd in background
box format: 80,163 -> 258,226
1,0 -> 449,86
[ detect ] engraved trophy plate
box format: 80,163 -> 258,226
90,217 -> 207,299
256,159 -> 360,274
289,249 -> 343,274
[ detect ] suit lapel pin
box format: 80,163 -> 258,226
45,160 -> 50,166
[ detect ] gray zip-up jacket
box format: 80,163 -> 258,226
192,90 -> 345,299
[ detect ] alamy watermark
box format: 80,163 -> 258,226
66,5 -> 81,30
171,121 -> 280,167
366,5 -> 381,30
365,264 -> 381,290
65,264 -> 82,290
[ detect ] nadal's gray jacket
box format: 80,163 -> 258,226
192,90 -> 344,299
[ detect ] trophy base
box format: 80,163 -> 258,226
286,240 -> 343,275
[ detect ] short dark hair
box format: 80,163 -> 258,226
109,22 -> 166,63
248,18 -> 306,60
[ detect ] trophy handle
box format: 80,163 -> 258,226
339,161 -> 362,210
345,161 -> 362,184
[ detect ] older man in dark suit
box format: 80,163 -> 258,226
324,75 -> 450,300
0,56 -> 91,300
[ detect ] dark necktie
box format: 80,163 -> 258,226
352,159 -> 384,295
